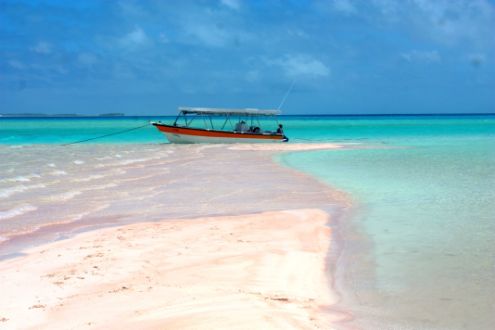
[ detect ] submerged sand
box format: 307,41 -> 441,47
0,143 -> 349,329
1,143 -> 348,255
227,143 -> 343,151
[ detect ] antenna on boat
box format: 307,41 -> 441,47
277,79 -> 296,111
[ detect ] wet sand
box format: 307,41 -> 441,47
0,143 -> 348,256
0,143 -> 350,329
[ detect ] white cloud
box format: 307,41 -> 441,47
184,21 -> 233,47
401,50 -> 441,63
245,70 -> 260,82
220,0 -> 241,11
77,53 -> 98,66
287,28 -> 308,39
274,54 -> 330,78
332,0 -> 356,14
119,26 -> 150,48
371,0 -> 400,17
54,65 -> 68,75
8,59 -> 26,70
119,1 -> 147,17
371,0 -> 495,47
159,32 -> 169,44
31,41 -> 52,54
175,4 -> 251,48
410,0 -> 468,42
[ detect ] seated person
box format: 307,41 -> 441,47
276,124 -> 284,135
234,120 -> 247,132
248,126 -> 261,133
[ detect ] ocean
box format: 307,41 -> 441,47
281,115 -> 495,329
1,114 -> 494,329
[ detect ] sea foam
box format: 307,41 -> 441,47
0,184 -> 46,199
0,173 -> 41,183
44,190 -> 82,202
50,170 -> 67,176
0,205 -> 37,220
73,174 -> 105,183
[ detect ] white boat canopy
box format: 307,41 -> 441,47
178,107 -> 281,116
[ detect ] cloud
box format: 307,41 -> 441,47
220,0 -> 241,11
119,26 -> 150,49
401,50 -> 441,63
468,53 -> 486,67
371,0 -> 400,18
371,0 -> 495,47
409,0 -> 479,42
77,53 -> 99,67
119,1 -> 148,17
245,70 -> 260,82
183,19 -> 240,47
8,60 -> 26,70
31,41 -> 52,54
274,54 -> 330,78
159,32 -> 169,44
332,0 -> 357,14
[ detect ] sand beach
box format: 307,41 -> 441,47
0,143 -> 349,329
0,209 -> 346,329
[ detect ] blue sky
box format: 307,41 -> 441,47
1,0 -> 494,115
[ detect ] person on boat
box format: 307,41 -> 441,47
276,124 -> 284,135
248,126 -> 261,133
235,120 -> 248,132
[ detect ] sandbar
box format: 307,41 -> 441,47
0,208 -> 344,329
228,142 -> 342,151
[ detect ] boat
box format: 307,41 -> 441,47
152,107 -> 289,143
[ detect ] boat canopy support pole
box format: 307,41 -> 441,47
186,115 -> 195,127
173,111 -> 183,126
202,115 -> 208,130
209,115 -> 214,130
184,113 -> 190,127
221,114 -> 230,130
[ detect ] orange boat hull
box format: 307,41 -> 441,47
152,123 -> 288,143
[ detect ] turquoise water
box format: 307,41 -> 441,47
1,115 -> 495,328
281,115 -> 495,329
2,115 -> 493,145
0,117 -> 167,144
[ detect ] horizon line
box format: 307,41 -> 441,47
1,112 -> 495,118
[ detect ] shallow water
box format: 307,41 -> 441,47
282,117 -> 495,329
0,143 -> 341,258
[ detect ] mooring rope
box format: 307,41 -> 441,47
292,137 -> 332,142
63,122 -> 152,146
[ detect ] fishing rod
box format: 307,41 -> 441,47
277,79 -> 296,111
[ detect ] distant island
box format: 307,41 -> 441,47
98,113 -> 126,117
0,113 -> 125,117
